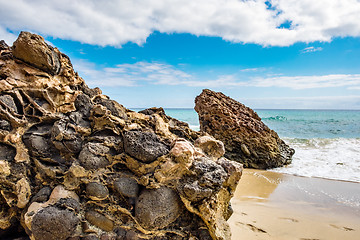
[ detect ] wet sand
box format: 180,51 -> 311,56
228,169 -> 360,240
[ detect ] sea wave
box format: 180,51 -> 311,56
262,116 -> 288,121
188,124 -> 360,182
272,137 -> 360,183
189,124 -> 200,131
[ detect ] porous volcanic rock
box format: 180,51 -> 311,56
195,89 -> 295,169
0,32 -> 243,240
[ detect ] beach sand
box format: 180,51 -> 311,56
228,169 -> 360,240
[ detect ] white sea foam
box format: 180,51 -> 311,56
272,138 -> 360,182
189,124 -> 200,131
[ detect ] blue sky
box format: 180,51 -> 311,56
1,0 -> 360,109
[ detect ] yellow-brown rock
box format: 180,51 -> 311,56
0,32 -> 243,240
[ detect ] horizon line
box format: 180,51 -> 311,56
129,107 -> 360,111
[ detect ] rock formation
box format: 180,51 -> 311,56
195,89 -> 294,169
0,32 -> 242,240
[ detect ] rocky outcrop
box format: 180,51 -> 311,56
195,89 -> 294,169
0,32 -> 243,240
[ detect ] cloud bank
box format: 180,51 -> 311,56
76,61 -> 192,87
1,0 -> 360,46
75,60 -> 360,90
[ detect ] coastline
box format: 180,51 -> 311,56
229,169 -> 360,240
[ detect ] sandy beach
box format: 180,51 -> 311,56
228,169 -> 360,240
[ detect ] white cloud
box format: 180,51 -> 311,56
190,73 -> 360,89
240,68 -> 265,72
73,60 -> 192,87
301,46 -> 323,53
74,60 -> 360,90
1,0 -> 360,47
73,60 -> 136,87
0,27 -> 17,45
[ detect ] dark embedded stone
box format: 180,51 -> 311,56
23,123 -> 64,163
182,183 -> 212,202
85,211 -> 114,232
114,228 -> 127,240
31,187 -> 51,203
179,159 -> 227,201
0,143 -> 16,161
198,229 -> 213,240
91,130 -> 123,153
51,119 -> 83,154
86,182 -> 109,200
192,159 -> 221,175
31,206 -> 79,240
192,160 -> 227,190
81,85 -> 102,98
100,234 -> 116,240
23,134 -> 52,158
135,187 -> 182,230
1,237 -> 30,240
138,108 -> 158,115
56,198 -> 81,213
75,94 -> 93,118
0,95 -> 18,113
68,237 -> 80,240
33,97 -> 49,109
114,177 -> 139,198
0,40 -> 9,50
0,119 -> 11,131
124,230 -> 138,240
69,111 -> 91,128
138,107 -> 167,116
78,142 -> 110,170
94,98 -> 127,119
199,168 -> 227,189
123,131 -> 169,163
82,235 -> 100,240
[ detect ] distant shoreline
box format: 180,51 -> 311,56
130,107 -> 360,111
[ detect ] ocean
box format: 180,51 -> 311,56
161,108 -> 360,183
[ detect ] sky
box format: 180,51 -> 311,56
1,0 -> 360,109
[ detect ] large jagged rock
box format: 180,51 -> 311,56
195,89 -> 295,169
0,32 -> 242,240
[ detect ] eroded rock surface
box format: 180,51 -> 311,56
0,32 -> 242,240
195,89 -> 295,169
13,31 -> 61,75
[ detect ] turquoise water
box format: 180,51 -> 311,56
159,108 -> 360,182
161,108 -> 360,139
257,109 -> 360,139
